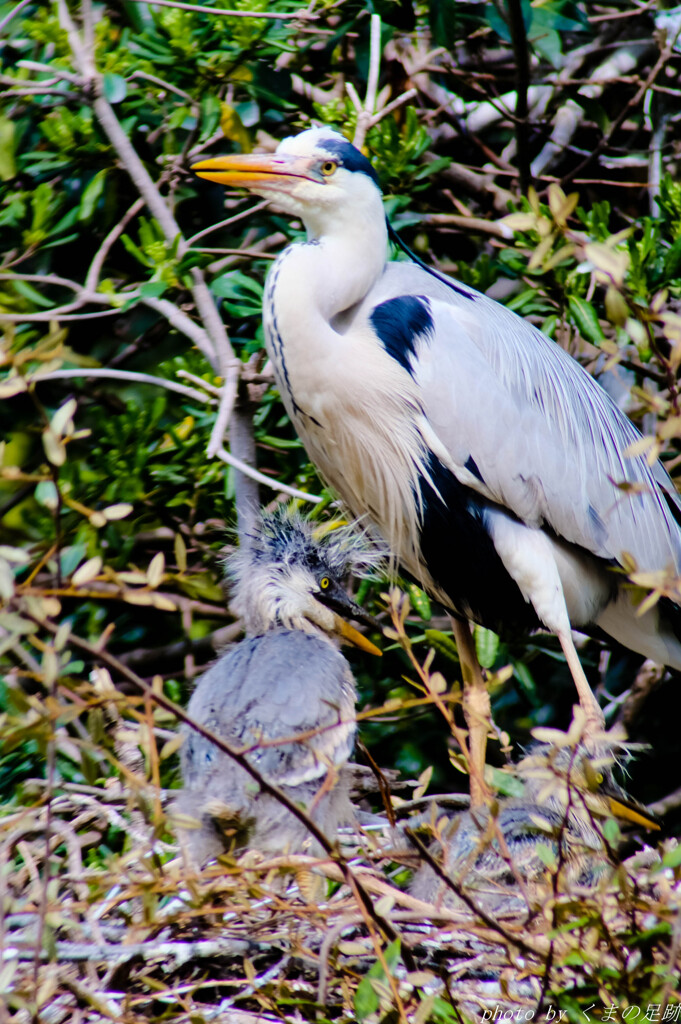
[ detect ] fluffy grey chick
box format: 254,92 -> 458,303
410,740 -> 659,916
177,507 -> 383,863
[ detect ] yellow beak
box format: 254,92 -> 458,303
191,152 -> 318,190
334,614 -> 382,657
607,796 -> 661,832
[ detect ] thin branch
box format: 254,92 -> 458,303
85,197 -> 146,293
186,200 -> 270,246
128,70 -> 197,104
364,13 -> 382,120
30,616 -> 406,961
16,60 -> 83,85
561,39 -> 676,187
351,13 -> 382,150
140,295 -> 217,365
31,368 -> 215,405
92,91 -> 184,246
505,0 -> 531,193
216,446 -> 321,503
128,0 -> 315,19
368,88 -> 417,128
207,364 -> 240,457
0,0 -> 33,31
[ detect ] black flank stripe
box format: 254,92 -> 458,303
418,452 -> 540,636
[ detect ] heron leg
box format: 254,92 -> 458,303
557,630 -> 605,731
450,617 -> 491,808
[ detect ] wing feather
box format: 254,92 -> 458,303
364,261 -> 681,573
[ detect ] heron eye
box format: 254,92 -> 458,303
319,576 -> 330,589
320,160 -> 338,177
595,771 -> 604,785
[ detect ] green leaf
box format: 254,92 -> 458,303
354,974 -> 379,1021
425,628 -> 459,664
0,116 -> 16,181
139,281 -> 167,298
513,660 -> 537,699
568,296 -> 605,345
407,583 -> 431,621
474,625 -> 499,669
79,170 -> 107,222
662,844 -> 681,869
102,73 -> 127,104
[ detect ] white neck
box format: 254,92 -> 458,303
279,210 -> 387,322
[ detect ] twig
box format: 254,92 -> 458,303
368,88 -> 417,127
207,362 -> 241,457
505,0 -> 532,193
0,0 -> 33,31
140,295 -> 217,365
85,197 -> 146,292
128,0 -> 315,19
129,70 -> 197,104
28,616 -> 410,970
186,200 -> 270,246
216,446 -> 322,503
228,399 -> 261,546
31,368 -> 215,405
561,39 -> 676,187
351,13 -> 382,150
16,59 -> 83,85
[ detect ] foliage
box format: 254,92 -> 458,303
2,0 -> 681,1021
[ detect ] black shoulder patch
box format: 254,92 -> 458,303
319,138 -> 380,188
370,295 -> 434,376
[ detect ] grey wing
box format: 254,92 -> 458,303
375,262 -> 681,573
181,630 -> 356,790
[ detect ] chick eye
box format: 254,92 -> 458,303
320,160 -> 338,177
319,576 -> 330,589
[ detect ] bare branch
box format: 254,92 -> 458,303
216,446 -> 322,503
31,368 -> 215,405
128,0 -> 315,19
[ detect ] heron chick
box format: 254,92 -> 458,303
410,739 -> 659,916
176,508 -> 383,863
192,128 -> 681,777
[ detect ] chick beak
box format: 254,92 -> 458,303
606,796 -> 661,831
334,615 -> 382,656
603,787 -> 661,831
191,152 -> 320,191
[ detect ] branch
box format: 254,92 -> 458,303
31,368 -> 215,405
351,13 -> 382,150
0,0 -> 33,31
85,197 -> 146,293
30,616 -> 407,961
216,446 -> 322,503
505,0 -> 531,193
128,0 -> 315,20
140,294 -> 217,365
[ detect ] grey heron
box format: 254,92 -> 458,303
192,126 -> 681,797
176,507 -> 382,862
410,739 -> 660,915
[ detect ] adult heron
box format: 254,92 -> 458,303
177,507 -> 382,862
192,127 -> 681,798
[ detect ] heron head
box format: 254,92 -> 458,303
191,127 -> 382,237
228,507 -> 384,654
518,741 -> 660,832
